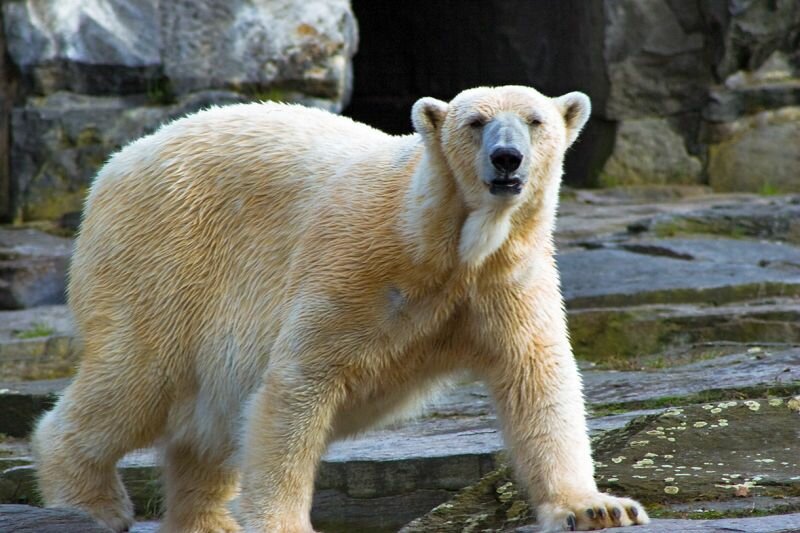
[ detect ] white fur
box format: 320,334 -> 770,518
459,205 -> 513,266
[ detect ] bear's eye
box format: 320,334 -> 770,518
467,116 -> 487,129
527,117 -> 543,127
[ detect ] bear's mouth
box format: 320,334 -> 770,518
488,177 -> 524,196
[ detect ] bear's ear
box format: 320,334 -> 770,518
554,92 -> 591,147
412,97 -> 449,139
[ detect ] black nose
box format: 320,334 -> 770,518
490,147 -> 523,173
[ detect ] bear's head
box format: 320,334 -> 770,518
412,85 -> 590,211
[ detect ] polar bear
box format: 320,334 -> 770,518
32,85 -> 649,532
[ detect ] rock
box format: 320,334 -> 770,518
603,0 -> 711,119
158,0 -> 357,103
583,348 -> 800,406
397,466 -> 530,532
637,196 -> 800,243
400,399 -> 800,532
2,1 -> 161,95
560,237 -> 800,308
2,0 -> 357,105
522,514 -> 800,532
0,17 -> 12,223
570,299 -> 800,361
707,107 -> 800,193
555,187 -> 747,246
3,0 -> 358,222
0,228 -> 71,309
703,0 -> 800,81
0,379 -> 62,437
130,522 -> 159,533
599,118 -> 703,186
3,343 -> 797,521
591,399 -> 800,503
0,504 -> 108,533
668,495 -> 800,517
0,305 -> 77,380
10,91 -> 248,221
0,376 -> 666,527
704,80 -> 800,123
639,195 -> 800,243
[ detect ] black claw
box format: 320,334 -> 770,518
567,513 -> 577,531
586,508 -> 595,519
628,506 -> 639,519
611,507 -> 622,521
597,507 -> 606,519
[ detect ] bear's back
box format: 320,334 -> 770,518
67,103 -> 416,352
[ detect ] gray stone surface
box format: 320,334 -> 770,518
49,511 -> 800,533
639,195 -> 800,244
2,0 -> 357,103
583,348 -> 800,405
518,514 -> 800,532
3,0 -> 161,95
705,81 -> 800,123
158,0 -> 357,101
560,237 -> 800,308
603,0 -> 711,119
0,228 -> 71,309
705,50 -> 800,123
555,188 -> 747,245
0,504 -> 107,533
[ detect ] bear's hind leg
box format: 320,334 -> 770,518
32,356 -> 169,532
160,439 -> 241,533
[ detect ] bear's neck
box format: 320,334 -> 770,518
399,150 -> 465,273
399,144 -> 560,276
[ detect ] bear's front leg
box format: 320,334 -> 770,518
238,358 -> 339,533
473,267 -> 649,532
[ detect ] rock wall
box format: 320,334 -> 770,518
600,0 -> 800,191
348,0 -> 800,191
0,0 -> 357,223
1,1 -> 799,223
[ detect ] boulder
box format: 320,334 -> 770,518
702,0 -> 800,81
2,0 -> 161,95
0,228 -> 71,309
10,91 -> 248,221
706,107 -> 800,193
599,118 -> 703,186
0,305 -> 76,380
158,0 -> 357,102
3,0 -> 358,222
603,0 -> 711,119
2,0 -> 358,106
704,81 -> 800,123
